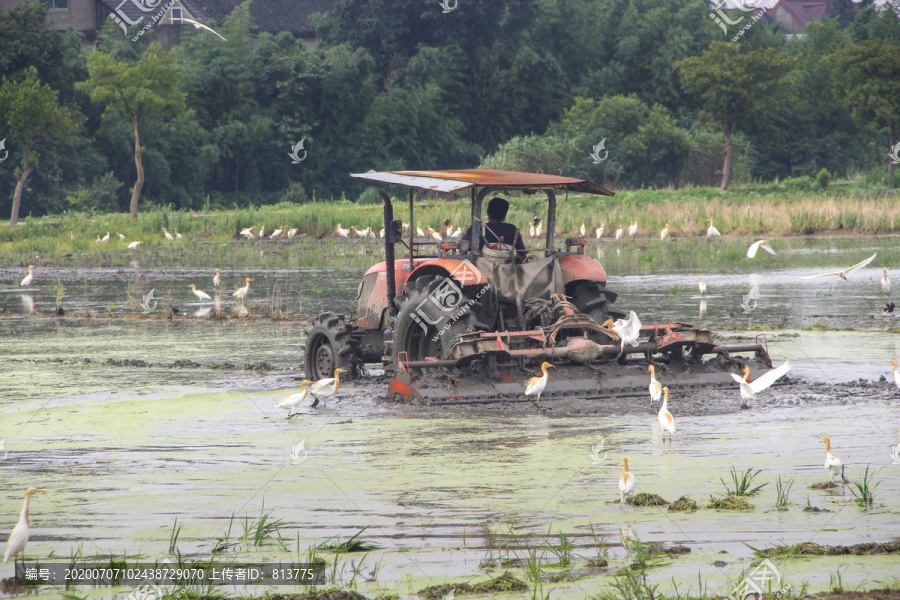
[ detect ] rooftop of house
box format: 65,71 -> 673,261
769,0 -> 833,27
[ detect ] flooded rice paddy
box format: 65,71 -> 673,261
1,235 -> 900,599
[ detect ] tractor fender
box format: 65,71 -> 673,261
407,259 -> 490,288
559,254 -> 607,286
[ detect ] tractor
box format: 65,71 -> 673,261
304,169 -> 772,404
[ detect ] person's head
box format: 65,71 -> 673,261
486,197 -> 510,222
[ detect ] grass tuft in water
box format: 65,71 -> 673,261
668,496 -> 698,512
720,466 -> 767,497
849,465 -> 880,507
707,496 -> 754,511
318,527 -> 382,553
240,503 -> 288,547
775,476 -> 794,509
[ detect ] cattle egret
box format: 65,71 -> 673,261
240,226 -> 256,239
116,232 -> 126,240
891,358 -> 900,390
379,227 -> 386,238
628,218 -> 638,238
604,311 -> 642,359
233,277 -> 253,300
697,276 -> 706,295
258,226 -> 265,239
174,229 -> 183,240
288,228 -> 298,239
451,227 -> 463,238
660,224 -> 669,240
529,223 -> 536,237
648,364 -> 662,404
803,253 -> 877,281
417,226 -> 425,238
335,224 -> 348,238
127,241 -> 143,249
4,488 -> 47,565
445,220 -> 454,238
179,17 -> 227,40
706,219 -> 720,238
428,227 -> 442,241
189,284 -> 212,302
614,226 -> 624,240
213,269 -> 221,288
308,368 -> 348,405
882,268 -> 891,292
20,265 -> 34,287
821,436 -> 849,483
730,361 -> 791,409
524,362 -> 555,406
163,227 -> 174,241
270,226 -> 283,239
619,458 -> 635,505
580,221 -> 586,236
596,224 -> 605,239
535,220 -> 543,237
747,240 -> 776,259
658,387 -> 675,439
276,380 -> 314,417
100,232 -> 110,243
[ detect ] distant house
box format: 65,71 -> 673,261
0,0 -> 334,47
765,0 -> 834,34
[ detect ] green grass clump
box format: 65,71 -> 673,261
631,493 -> 669,507
318,528 -> 382,553
720,466 -> 767,497
707,496 -> 754,511
667,496 -> 698,512
849,465 -> 880,507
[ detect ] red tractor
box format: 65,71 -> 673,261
305,169 -> 771,403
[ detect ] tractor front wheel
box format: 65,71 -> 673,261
304,312 -> 362,381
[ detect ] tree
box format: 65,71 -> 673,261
833,39 -> 900,182
0,67 -> 77,225
78,44 -> 185,220
675,42 -> 794,190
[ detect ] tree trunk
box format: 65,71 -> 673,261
9,147 -> 33,227
130,115 -> 144,221
889,121 -> 897,186
721,124 -> 734,192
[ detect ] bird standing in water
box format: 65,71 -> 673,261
619,458 -> 635,505
821,436 -> 849,484
4,488 -> 48,566
20,265 -> 35,287
648,364 -> 662,404
524,361 -> 555,407
233,277 -> 253,301
308,368 -> 349,406
658,387 -> 675,440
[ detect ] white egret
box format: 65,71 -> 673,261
648,364 -> 662,404
379,227 -> 386,238
451,226 -> 462,238
535,220 -> 543,237
596,224 -> 605,239
524,361 -> 555,406
174,229 -> 183,240
580,221 -> 586,236
288,228 -> 298,239
747,240 -> 776,259
233,277 -> 253,300
821,436 -> 849,483
891,358 -> 900,389
179,17 -> 227,41
529,223 -> 536,237
706,219 -> 720,238
20,265 -> 34,287
116,232 -> 126,240
803,252 -> 876,281
445,221 -> 454,238
697,276 -> 706,295
240,226 -> 256,239
127,241 -> 143,249
100,232 -> 110,243
660,224 -> 669,240
258,226 -> 266,239
428,227 -> 442,242
604,311 -> 642,359
308,368 -> 348,405
416,226 -> 425,238
335,224 -> 348,238
614,226 -> 624,240
627,218 -> 638,239
276,380 -> 315,417
618,458 -> 635,505
882,267 -> 891,292
189,284 -> 212,302
213,268 -> 221,289
730,361 -> 791,409
270,226 -> 283,239
658,387 -> 675,440
4,487 -> 48,565
162,227 -> 174,241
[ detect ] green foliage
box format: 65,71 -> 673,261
815,168 -> 832,189
67,172 -> 124,212
720,466 -> 767,496
848,465 -> 880,507
281,182 -> 308,204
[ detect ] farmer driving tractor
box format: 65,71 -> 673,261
459,197 -> 528,263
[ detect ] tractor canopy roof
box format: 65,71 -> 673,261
351,168 -> 614,196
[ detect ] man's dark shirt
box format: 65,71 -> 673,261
460,221 -> 526,256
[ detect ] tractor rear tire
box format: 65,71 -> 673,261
570,281 -> 626,323
304,312 -> 362,381
392,276 -> 486,367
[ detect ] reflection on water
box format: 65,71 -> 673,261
20,293 -> 34,313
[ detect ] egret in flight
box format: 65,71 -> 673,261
803,253 -> 876,281
747,240 -> 776,259
730,361 -> 791,408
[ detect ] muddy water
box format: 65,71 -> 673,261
2,236 -> 900,599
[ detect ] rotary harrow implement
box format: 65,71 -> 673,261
303,169 -> 774,405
